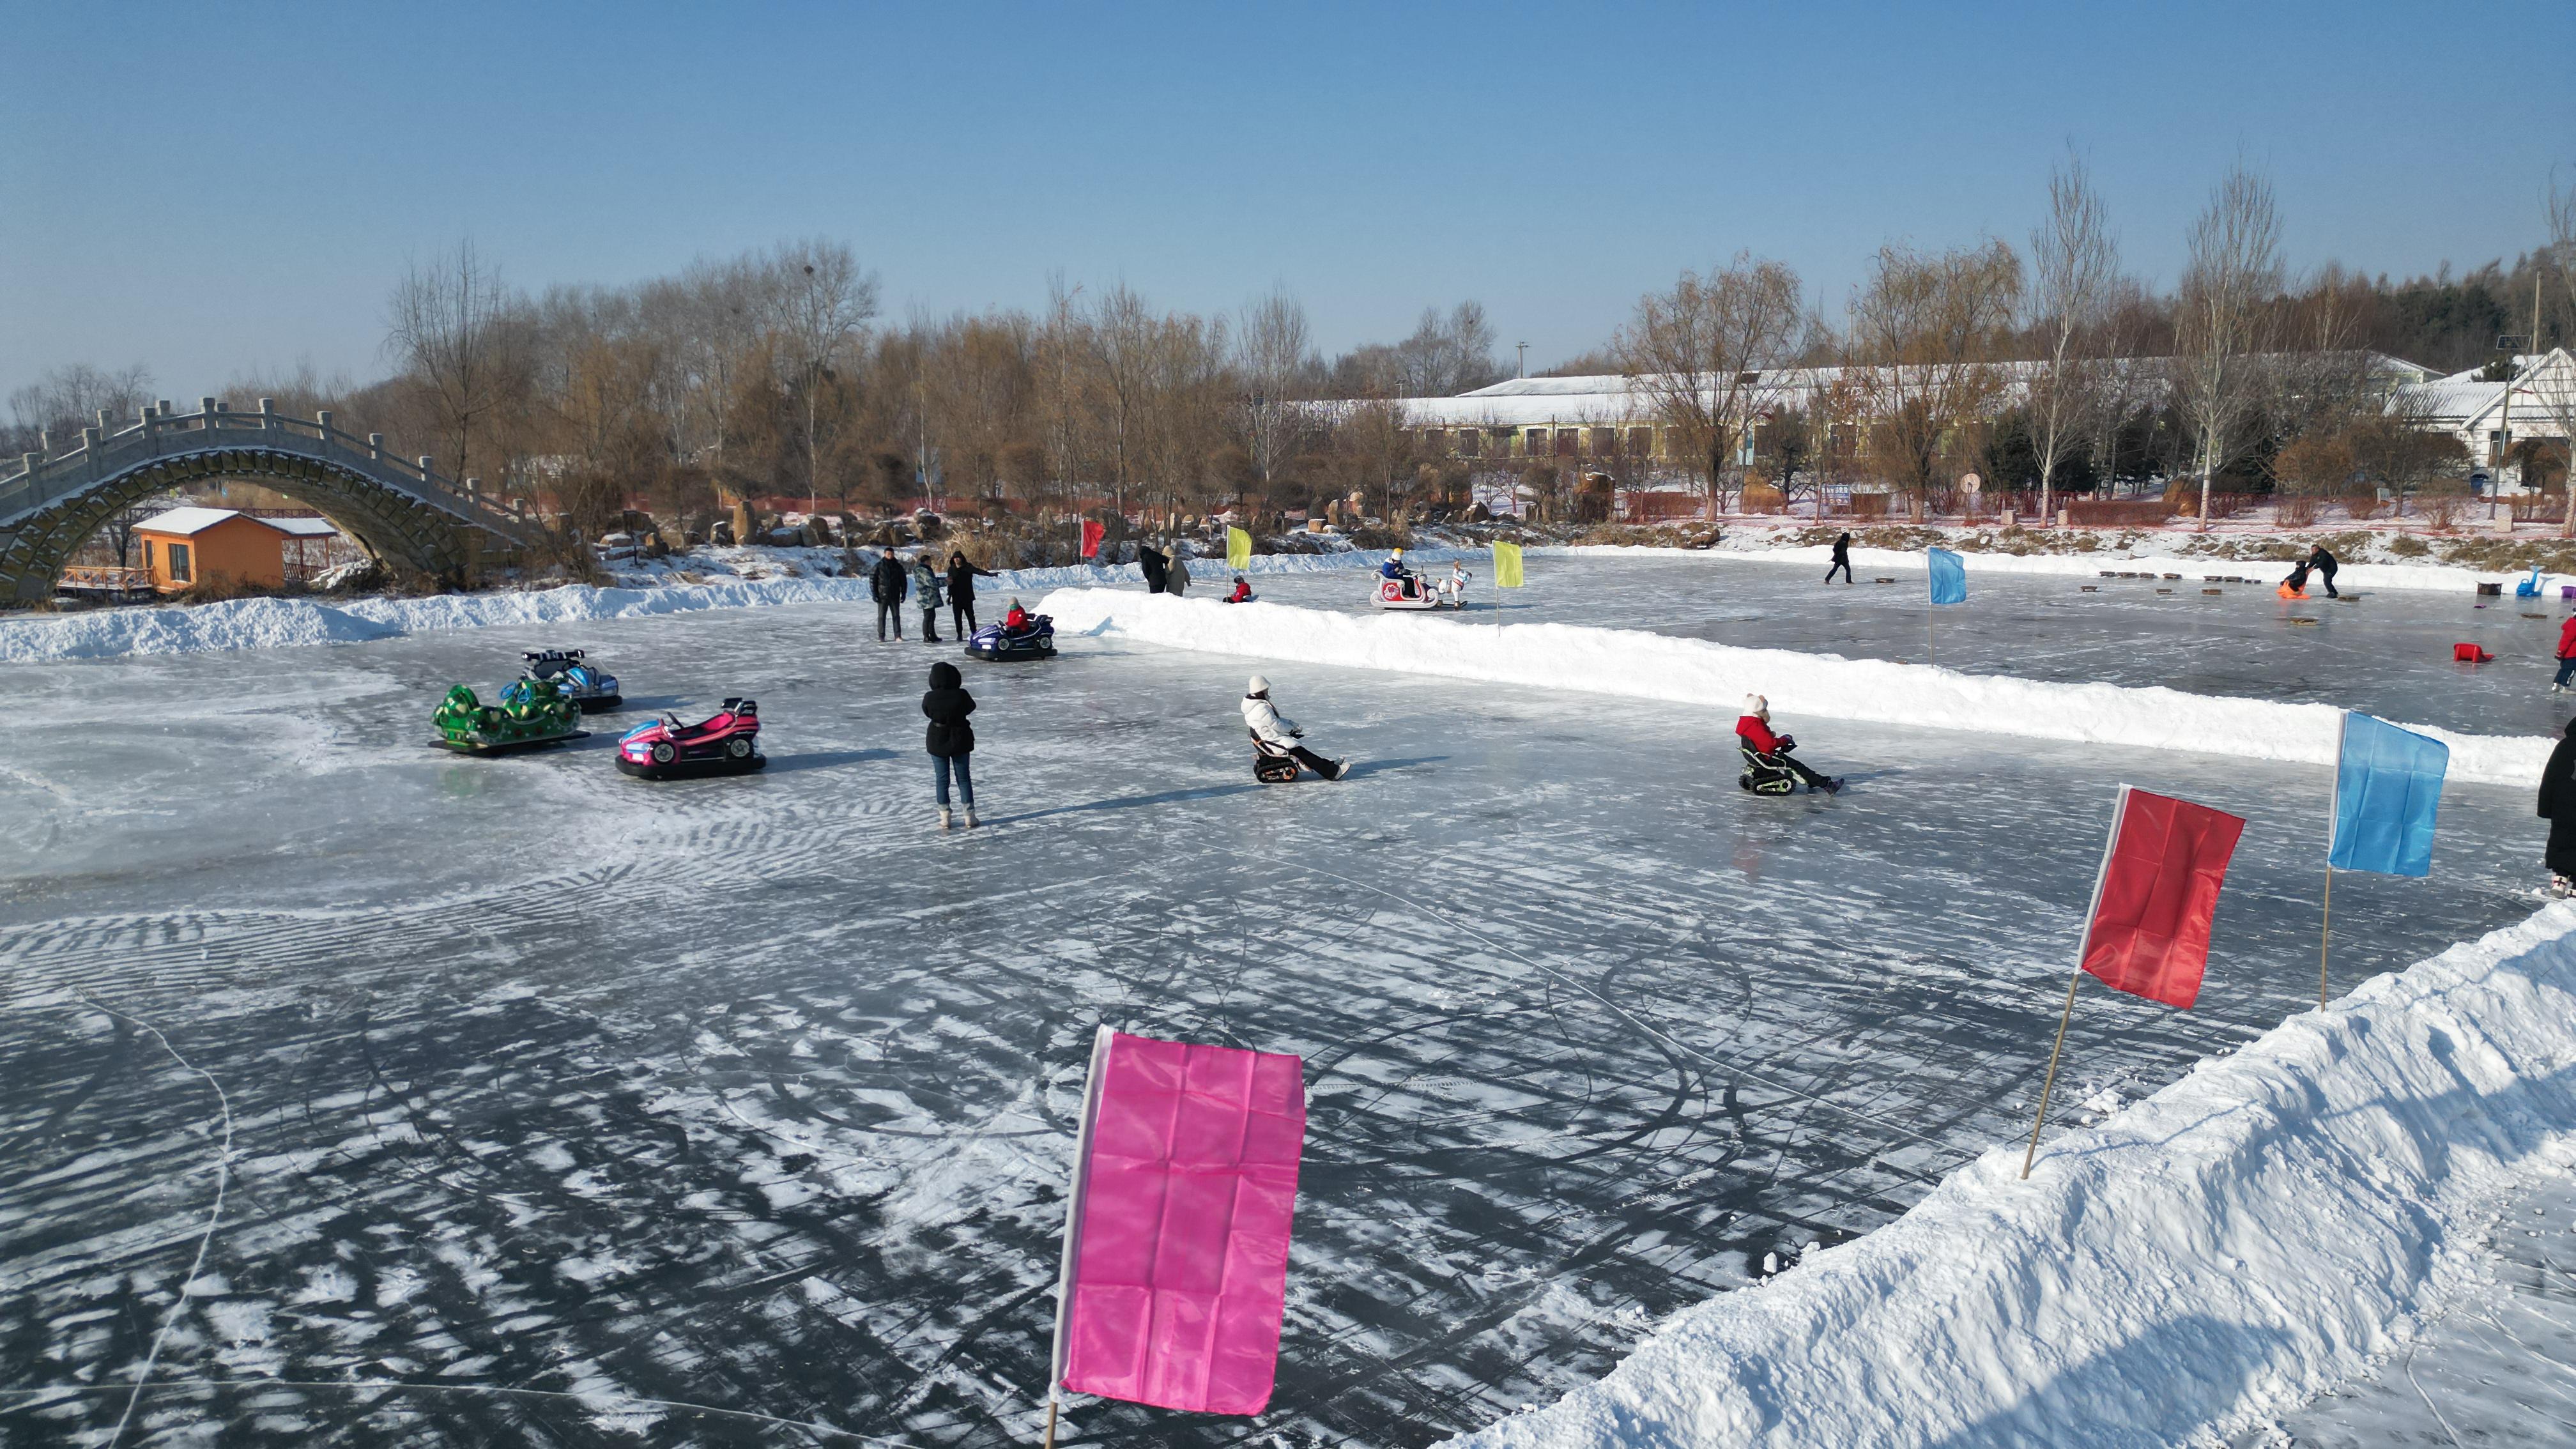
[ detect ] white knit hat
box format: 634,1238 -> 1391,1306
1744,694 -> 1768,716
1248,674 -> 1271,695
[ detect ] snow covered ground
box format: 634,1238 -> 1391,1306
0,565 -> 2564,1446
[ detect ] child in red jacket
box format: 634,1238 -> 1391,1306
1735,694 -> 1841,794
2554,615 -> 2576,693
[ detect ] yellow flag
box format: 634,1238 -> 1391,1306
1492,540 -> 1524,588
1226,526 -> 1252,570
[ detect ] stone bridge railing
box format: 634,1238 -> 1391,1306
0,397 -> 544,546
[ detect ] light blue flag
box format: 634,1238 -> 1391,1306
2328,712 -> 2447,877
1927,548 -> 1967,606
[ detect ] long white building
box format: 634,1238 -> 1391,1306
2391,349 -> 2575,493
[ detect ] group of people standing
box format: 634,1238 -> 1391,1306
869,548 -> 1002,643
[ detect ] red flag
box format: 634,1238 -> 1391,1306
2078,786 -> 2245,1009
1080,520 -> 1106,560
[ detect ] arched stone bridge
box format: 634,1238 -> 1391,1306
0,398 -> 548,603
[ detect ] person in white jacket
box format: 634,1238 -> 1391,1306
1241,675 -> 1346,781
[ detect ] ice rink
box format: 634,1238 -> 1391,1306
0,581 -> 2555,1446
1252,551 -> 2576,740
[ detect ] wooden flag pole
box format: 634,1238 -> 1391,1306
2021,965 -> 2083,1180
1041,1395 -> 1059,1449
2317,866 -> 2334,1010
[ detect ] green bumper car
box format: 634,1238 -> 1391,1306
432,678 -> 590,755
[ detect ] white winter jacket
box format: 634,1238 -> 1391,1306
1241,694 -> 1298,745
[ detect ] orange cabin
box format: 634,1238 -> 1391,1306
132,507 -> 339,593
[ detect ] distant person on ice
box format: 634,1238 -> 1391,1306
2554,613 -> 2576,693
869,547 -> 908,641
2306,544 -> 2340,597
946,549 -> 998,638
1138,542 -> 1170,594
1827,532 -> 1854,585
1735,694 -> 1841,794
1380,548 -> 1413,581
1243,675 -> 1346,781
912,551 -> 945,643
1004,598 -> 1032,632
1226,576 -> 1254,603
923,661 -> 977,831
1169,549 -> 1192,596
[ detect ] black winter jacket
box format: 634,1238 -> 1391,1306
923,661 -> 976,756
2542,726 -> 2576,824
2308,546 -> 2338,576
947,555 -> 999,602
870,554 -> 908,604
1138,544 -> 1169,593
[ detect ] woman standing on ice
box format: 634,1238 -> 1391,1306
923,661 -> 978,830
1826,532 -> 1854,585
912,552 -> 946,643
1243,675 -> 1346,781
2538,719 -> 2576,894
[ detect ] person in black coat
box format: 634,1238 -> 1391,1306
1825,532 -> 1854,585
1137,542 -> 1170,594
868,549 -> 908,641
923,660 -> 977,830
946,550 -> 999,638
2542,719 -> 2576,893
2306,544 -> 2340,597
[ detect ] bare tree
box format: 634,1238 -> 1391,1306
2170,165 -> 2286,528
2026,151 -> 2119,523
765,238 -> 880,514
1849,240 -> 2024,518
2539,170 -> 2576,536
1613,254 -> 1807,520
8,362 -> 156,449
385,241 -> 529,487
1231,287 -> 1316,502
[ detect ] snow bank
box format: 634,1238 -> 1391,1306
0,548 -> 1468,664
1035,592 -> 2552,786
1556,541 -> 2563,597
1443,903 -> 2576,1448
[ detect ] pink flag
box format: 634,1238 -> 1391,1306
1051,1027 -> 1305,1416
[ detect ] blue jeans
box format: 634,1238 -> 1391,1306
935,754 -> 974,806
2556,657 -> 2576,688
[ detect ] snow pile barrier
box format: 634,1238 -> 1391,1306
1035,591 -> 2552,786
0,548 -> 1473,664
1437,903 -> 2576,1448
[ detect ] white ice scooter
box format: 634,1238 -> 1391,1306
1368,562 -> 1471,610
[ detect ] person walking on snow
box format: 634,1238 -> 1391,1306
2554,615 -> 2576,693
1138,542 -> 1170,594
923,661 -> 978,830
869,548 -> 909,641
1826,532 -> 1854,585
1243,675 -> 1346,781
1169,549 -> 1192,596
1736,694 -> 1841,793
946,549 -> 998,638
912,552 -> 946,643
2306,544 -> 2340,598
2540,719 -> 2576,894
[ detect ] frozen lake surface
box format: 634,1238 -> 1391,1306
0,593 -> 2551,1447
1250,553 -> 2576,740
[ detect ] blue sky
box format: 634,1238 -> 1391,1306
4,0 -> 2570,401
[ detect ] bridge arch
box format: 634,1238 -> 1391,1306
0,401 -> 544,603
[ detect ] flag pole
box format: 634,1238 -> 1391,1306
2021,965 -> 2082,1180
2027,785 -> 2128,1181
2317,866 -> 2333,1011
1044,1026 -> 1115,1448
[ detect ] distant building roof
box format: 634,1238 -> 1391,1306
135,506 -> 339,539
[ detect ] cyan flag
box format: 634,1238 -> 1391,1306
2328,712 -> 2447,877
1928,548 -> 1967,606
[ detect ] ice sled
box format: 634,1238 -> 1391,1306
2452,643 -> 2494,663
968,615 -> 1055,661
618,698 -> 765,779
521,648 -> 622,712
432,679 -> 588,755
1369,571 -> 1468,610
1737,744 -> 1797,797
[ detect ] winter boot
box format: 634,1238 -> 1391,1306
962,804 -> 981,829
1818,777 -> 1844,794
2554,875 -> 2575,900
938,804 -> 953,832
